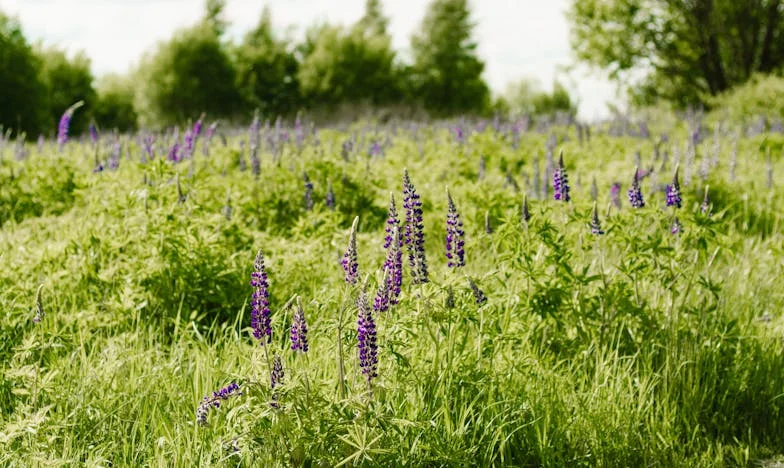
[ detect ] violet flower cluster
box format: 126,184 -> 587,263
666,166 -> 682,208
590,202 -> 604,235
57,101 -> 84,148
196,382 -> 241,425
445,189 -> 465,268
250,250 -> 272,343
290,298 -> 309,353
403,170 -> 428,284
383,195 -> 403,305
468,278 -> 487,305
628,168 -> 645,208
342,217 -> 359,285
553,151 -> 571,202
357,292 -> 378,384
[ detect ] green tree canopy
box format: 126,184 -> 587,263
409,0 -> 489,116
234,6 -> 301,117
569,0 -> 784,107
0,11 -> 48,136
37,46 -> 97,136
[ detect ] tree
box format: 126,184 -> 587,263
94,74 -> 138,132
409,0 -> 489,116
37,47 -> 97,136
135,21 -> 242,126
357,0 -> 389,37
234,6 -> 301,116
569,0 -> 784,107
0,11 -> 48,136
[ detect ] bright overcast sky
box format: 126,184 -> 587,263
1,0 -> 618,119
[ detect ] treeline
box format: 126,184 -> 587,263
0,0 -> 578,137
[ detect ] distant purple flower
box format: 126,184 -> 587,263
403,170 -> 428,284
167,142 -> 181,162
143,135 -> 155,161
671,216 -> 682,235
383,196 -> 403,304
290,299 -> 308,353
369,141 -> 382,157
610,183 -> 622,209
357,292 -> 378,384
454,126 -> 465,145
553,151 -> 571,202
666,166 -> 682,208
342,217 -> 359,285
326,181 -> 336,210
271,355 -> 284,389
250,249 -> 272,344
196,382 -> 241,425
590,202 -> 604,235
183,129 -> 195,159
373,268 -> 391,314
445,189 -> 465,268
303,172 -> 314,211
57,101 -> 84,149
108,141 -> 121,170
468,278 -> 487,305
628,167 -> 645,208
89,123 -> 99,144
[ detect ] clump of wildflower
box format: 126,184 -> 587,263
32,284 -> 45,323
445,189 -> 465,268
290,297 -> 308,353
250,249 -> 272,343
467,277 -> 487,305
196,382 -> 241,425
553,151 -> 571,202
590,202 -> 604,235
342,217 -> 359,285
628,167 -> 645,208
671,216 -> 682,235
57,101 -> 84,148
666,165 -> 682,208
403,170 -> 428,284
357,292 -> 378,384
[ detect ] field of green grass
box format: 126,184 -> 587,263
1,121 -> 783,466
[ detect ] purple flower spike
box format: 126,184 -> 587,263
590,202 -> 604,235
196,382 -> 241,425
610,182 -> 622,209
342,217 -> 360,285
445,189 -> 465,268
671,216 -> 682,235
467,277 -> 487,305
666,165 -> 682,208
290,297 -> 309,353
403,169 -> 429,284
373,268 -> 391,314
357,292 -> 378,384
553,151 -> 571,202
57,101 -> 84,148
326,181 -> 336,210
383,223 -> 403,306
628,167 -> 645,208
270,355 -> 284,408
89,123 -> 99,145
250,249 -> 272,344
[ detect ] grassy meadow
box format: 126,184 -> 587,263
1,120 -> 783,466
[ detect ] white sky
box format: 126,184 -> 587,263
0,0 -> 619,119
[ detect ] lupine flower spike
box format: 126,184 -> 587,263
467,277 -> 487,305
373,268 -> 391,314
32,284 -> 45,323
671,216 -> 682,235
553,151 -> 571,202
666,165 -> 682,208
57,101 -> 84,149
403,169 -> 428,284
196,382 -> 241,425
357,292 -> 378,384
270,355 -> 284,407
610,183 -> 622,209
342,217 -> 360,285
326,181 -> 336,210
250,249 -> 272,343
445,188 -> 465,268
628,167 -> 645,208
383,225 -> 403,305
522,195 -> 531,224
290,297 -> 309,353
590,202 -> 604,235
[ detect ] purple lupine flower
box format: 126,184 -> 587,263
610,182 -> 622,209
628,167 -> 645,208
271,354 -> 284,389
553,151 -> 571,202
590,202 -> 604,235
57,101 -> 84,148
665,165 -> 682,208
32,284 -> 44,324
250,249 -> 272,343
522,195 -> 531,224
382,211 -> 403,306
445,189 -> 465,268
467,277 -> 487,305
342,217 -> 359,285
89,123 -> 99,145
108,141 -> 121,170
167,142 -> 181,162
671,216 -> 682,235
196,382 -> 241,425
303,172 -> 314,211
454,126 -> 465,145
403,170 -> 428,284
325,181 -> 335,210
373,268 -> 391,314
700,185 -> 711,215
357,292 -> 378,384
143,135 -> 155,161
290,298 -> 308,353
183,129 -> 195,159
